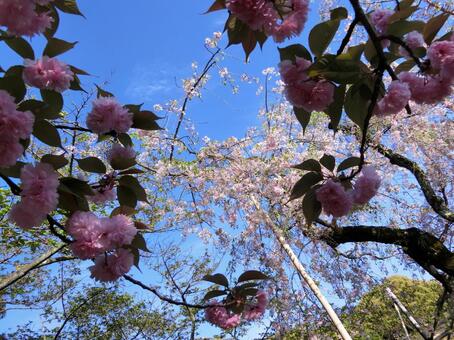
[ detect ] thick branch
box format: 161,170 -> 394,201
0,245 -> 66,292
374,144 -> 454,222
320,226 -> 454,282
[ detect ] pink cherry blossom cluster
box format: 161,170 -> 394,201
369,9 -> 393,35
399,31 -> 425,57
9,163 -> 59,229
23,57 -> 74,93
107,143 -> 136,163
0,90 -> 35,168
279,57 -> 335,112
316,166 -> 381,218
376,80 -> 411,116
226,0 -> 309,42
89,248 -> 134,282
0,0 -> 53,37
86,97 -> 133,135
397,38 -> 454,105
67,211 -> 137,262
205,291 -> 268,329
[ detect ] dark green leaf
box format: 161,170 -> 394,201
0,162 -> 26,177
320,154 -> 336,171
96,85 -> 114,98
44,7 -> 59,39
119,176 -> 147,202
205,0 -> 226,13
278,44 -> 312,62
33,120 -> 62,147
60,177 -> 94,197
309,19 -> 341,57
386,20 -> 424,37
326,84 -> 345,130
423,14 -> 449,44
117,185 -> 137,208
344,82 -> 371,129
132,111 -> 162,131
4,37 -> 34,59
290,172 -> 324,200
40,90 -> 63,119
54,0 -> 84,16
203,290 -> 227,301
292,159 -> 322,173
117,133 -> 133,147
294,107 -> 311,132
42,154 -> 68,170
43,38 -> 77,57
330,7 -> 348,20
57,190 -> 89,212
337,157 -> 361,172
131,233 -> 150,252
237,270 -> 269,283
0,74 -> 26,103
202,274 -> 229,287
395,59 -> 416,73
76,157 -> 106,174
303,188 -> 322,224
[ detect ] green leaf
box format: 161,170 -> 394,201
43,38 -> 77,57
0,162 -> 26,177
131,233 -> 150,252
110,157 -> 136,171
294,107 -> 311,132
132,111 -> 162,131
388,6 -> 417,23
337,157 -> 361,172
239,288 -> 259,297
57,191 -> 89,212
40,90 -> 63,119
303,188 -> 322,224
307,55 -> 363,84
59,177 -> 94,197
111,206 -> 136,217
119,176 -> 147,202
344,81 -> 372,129
42,154 -> 68,170
423,14 -> 449,44
54,0 -> 84,16
326,84 -> 345,130
237,270 -> 269,283
76,157 -> 106,174
44,7 -> 59,39
117,133 -> 133,147
320,154 -> 336,171
33,120 -> 62,148
0,75 -> 26,103
290,172 -> 324,200
18,99 -> 46,117
130,247 -> 140,268
330,7 -> 348,20
395,59 -> 416,74
309,19 -> 341,57
386,20 -> 424,37
202,274 -> 229,288
278,44 -> 312,62
117,185 -> 137,208
397,0 -> 414,10
4,36 -> 35,59
205,0 -> 226,13
96,85 -> 114,98
203,290 -> 227,301
292,159 -> 322,173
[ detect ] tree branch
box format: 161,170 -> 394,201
320,225 -> 453,287
374,144 -> 454,222
0,245 -> 66,292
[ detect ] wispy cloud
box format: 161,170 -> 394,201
126,64 -> 176,101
